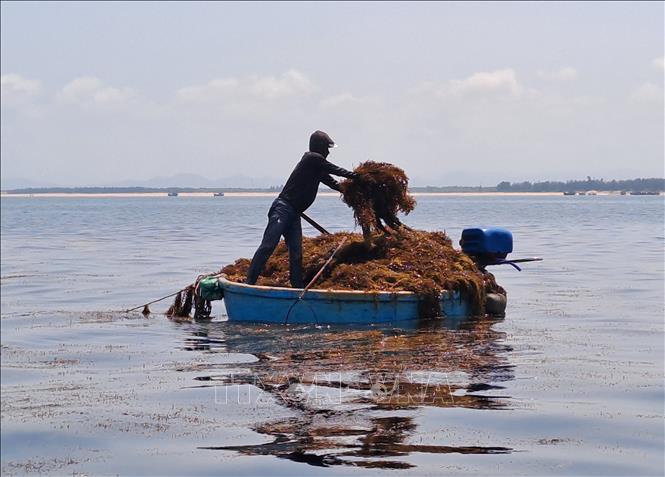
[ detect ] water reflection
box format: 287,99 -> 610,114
202,415 -> 511,470
181,328 -> 227,352
176,316 -> 514,469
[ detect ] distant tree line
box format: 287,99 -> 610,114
5,177 -> 664,194
496,177 -> 665,192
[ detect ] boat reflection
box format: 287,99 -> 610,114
175,316 -> 514,469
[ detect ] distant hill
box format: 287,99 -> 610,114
0,173 -> 281,191
112,173 -> 280,189
2,186 -> 283,194
0,177 -> 61,190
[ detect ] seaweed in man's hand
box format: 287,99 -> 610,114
339,161 -> 416,236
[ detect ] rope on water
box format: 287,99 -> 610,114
123,271 -> 224,318
123,289 -> 188,314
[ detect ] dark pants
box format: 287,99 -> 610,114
246,198 -> 303,288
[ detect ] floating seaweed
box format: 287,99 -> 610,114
166,286 -> 194,318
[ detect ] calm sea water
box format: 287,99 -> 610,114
1,194 -> 663,476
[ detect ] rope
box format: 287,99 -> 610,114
123,289 -> 187,313
284,236 -> 348,325
123,271 -> 224,315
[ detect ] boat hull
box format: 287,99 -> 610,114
214,277 -> 473,325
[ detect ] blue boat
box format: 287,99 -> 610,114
199,276 -> 479,326
194,228 -> 524,325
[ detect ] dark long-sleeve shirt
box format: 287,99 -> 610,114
278,152 -> 355,213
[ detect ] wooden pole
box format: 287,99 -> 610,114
300,212 -> 330,235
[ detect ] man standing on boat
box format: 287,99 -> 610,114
246,130 -> 357,288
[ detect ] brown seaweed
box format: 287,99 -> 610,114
166,287 -> 195,318
339,161 -> 416,236
222,230 -> 504,318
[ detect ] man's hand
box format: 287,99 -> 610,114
350,172 -> 365,183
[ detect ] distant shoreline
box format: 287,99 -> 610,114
3,178 -> 662,196
1,191 -> 661,198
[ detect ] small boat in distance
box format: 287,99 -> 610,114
168,192 -> 178,197
214,192 -> 225,197
563,191 -> 576,196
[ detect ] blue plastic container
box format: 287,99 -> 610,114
459,228 -> 513,259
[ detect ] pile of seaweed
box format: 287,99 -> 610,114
339,161 -> 416,235
219,161 -> 504,318
221,230 -> 505,318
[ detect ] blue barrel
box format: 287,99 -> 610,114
460,228 -> 513,259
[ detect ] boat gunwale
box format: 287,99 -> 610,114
219,276 -> 457,301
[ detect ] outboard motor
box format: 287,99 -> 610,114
460,227 -> 541,316
460,227 -> 542,271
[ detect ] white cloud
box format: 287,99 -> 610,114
414,69 -> 522,99
176,78 -> 239,102
652,57 -> 664,72
537,67 -> 578,81
176,69 -> 315,103
58,76 -> 134,106
629,82 -> 664,103
320,93 -> 358,109
319,92 -> 378,110
249,70 -> 315,99
1,73 -> 42,105
450,69 -> 520,96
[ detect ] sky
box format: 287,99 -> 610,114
1,1 -> 663,188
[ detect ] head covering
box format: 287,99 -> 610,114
309,130 -> 336,157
